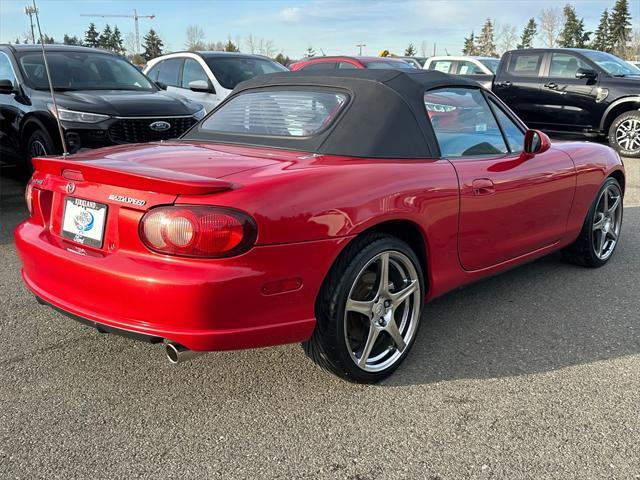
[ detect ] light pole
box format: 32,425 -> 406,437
356,43 -> 366,56
24,5 -> 38,43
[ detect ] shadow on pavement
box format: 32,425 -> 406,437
386,207 -> 639,387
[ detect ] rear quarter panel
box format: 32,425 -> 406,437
177,154 -> 461,298
553,141 -> 625,240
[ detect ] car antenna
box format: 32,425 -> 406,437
32,0 -> 68,156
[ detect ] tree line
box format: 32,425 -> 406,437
460,0 -> 636,58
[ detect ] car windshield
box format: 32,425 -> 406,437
479,58 -> 500,73
364,60 -> 415,70
581,51 -> 638,76
18,51 -> 156,91
204,57 -> 288,90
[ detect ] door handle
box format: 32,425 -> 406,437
472,178 -> 495,196
496,81 -> 512,87
544,82 -> 558,89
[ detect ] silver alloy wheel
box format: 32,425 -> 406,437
615,118 -> 640,152
592,183 -> 623,260
343,250 -> 421,373
30,139 -> 48,158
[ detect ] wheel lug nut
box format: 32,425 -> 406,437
384,300 -> 391,308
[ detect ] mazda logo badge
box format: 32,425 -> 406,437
66,182 -> 76,194
149,121 -> 171,132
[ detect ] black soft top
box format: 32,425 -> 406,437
183,69 -> 481,158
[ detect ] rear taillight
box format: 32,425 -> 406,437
139,206 -> 257,258
25,183 -> 34,215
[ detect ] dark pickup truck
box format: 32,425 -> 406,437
461,48 -> 640,157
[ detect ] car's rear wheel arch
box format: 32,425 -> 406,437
602,99 -> 640,134
319,219 -> 430,303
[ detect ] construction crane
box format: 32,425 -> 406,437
80,9 -> 155,55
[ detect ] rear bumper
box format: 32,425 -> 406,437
15,221 -> 349,351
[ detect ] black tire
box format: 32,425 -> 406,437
562,177 -> 623,268
608,110 -> 640,158
23,128 -> 56,175
303,233 -> 425,383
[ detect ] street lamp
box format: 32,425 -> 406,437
24,5 -> 38,44
356,43 -> 366,56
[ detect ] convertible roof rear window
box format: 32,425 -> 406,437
199,90 -> 348,137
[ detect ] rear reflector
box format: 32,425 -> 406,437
139,206 -> 257,258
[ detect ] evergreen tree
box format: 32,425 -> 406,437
110,26 -> 125,54
43,34 -> 55,44
609,0 -> 631,56
223,39 -> 240,52
142,29 -> 164,61
462,32 -> 477,55
404,42 -> 417,56
84,23 -> 100,48
476,19 -> 497,57
517,18 -> 537,49
63,34 -> 81,46
274,52 -> 290,66
559,4 -> 589,48
98,24 -> 113,50
15,37 -> 21,44
591,9 -> 611,52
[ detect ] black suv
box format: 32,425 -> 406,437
0,45 -> 205,171
488,49 -> 640,157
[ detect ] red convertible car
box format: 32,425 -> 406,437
15,70 -> 625,383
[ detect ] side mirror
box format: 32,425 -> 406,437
523,129 -> 551,156
575,68 -> 597,80
0,79 -> 15,94
188,79 -> 215,94
155,81 -> 168,90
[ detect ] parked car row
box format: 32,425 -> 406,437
1,44 -> 639,176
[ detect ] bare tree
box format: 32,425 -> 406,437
245,34 -> 257,54
206,41 -> 225,51
496,23 -> 518,54
538,7 -> 562,47
420,40 -> 428,57
185,25 -> 205,51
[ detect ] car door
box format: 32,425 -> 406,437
0,51 -> 22,160
428,59 -> 456,74
424,87 -> 575,270
538,52 -> 603,131
179,58 -> 219,112
156,57 -> 184,94
493,51 -> 545,126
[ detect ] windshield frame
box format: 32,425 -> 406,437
203,56 -> 288,90
16,50 -> 157,92
581,50 -> 638,77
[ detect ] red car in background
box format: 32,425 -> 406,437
290,55 -> 415,71
15,70 -> 625,383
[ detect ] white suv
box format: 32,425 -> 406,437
424,56 -> 499,75
144,52 -> 288,112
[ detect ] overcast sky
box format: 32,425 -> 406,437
1,0 -> 638,58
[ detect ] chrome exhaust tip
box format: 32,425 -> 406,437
165,342 -> 205,364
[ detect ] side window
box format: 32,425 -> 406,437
507,53 -> 543,77
157,58 -> 182,86
457,61 -> 483,75
181,58 -> 208,88
430,60 -> 453,73
425,87 -> 508,158
0,52 -> 16,85
145,63 -> 160,81
488,98 -> 525,153
338,62 -> 358,69
301,62 -> 337,70
549,53 -> 591,78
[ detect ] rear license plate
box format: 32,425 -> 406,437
60,197 -> 108,248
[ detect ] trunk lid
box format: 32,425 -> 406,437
29,141 -> 282,253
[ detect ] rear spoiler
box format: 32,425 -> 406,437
32,156 -> 234,196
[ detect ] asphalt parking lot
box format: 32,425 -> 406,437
1,154 -> 639,479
